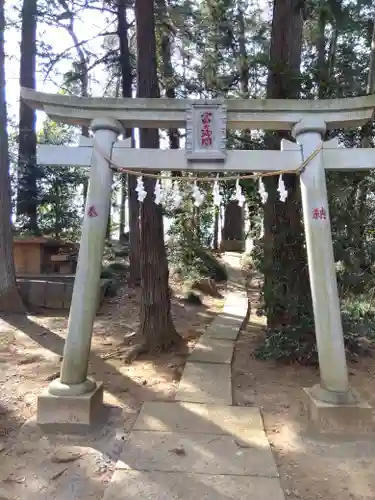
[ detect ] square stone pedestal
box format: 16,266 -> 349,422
37,382 -> 104,433
303,387 -> 373,434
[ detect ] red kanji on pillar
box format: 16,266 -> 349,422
312,206 -> 327,220
319,207 -> 326,220
87,205 -> 98,218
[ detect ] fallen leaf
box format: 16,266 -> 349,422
4,474 -> 26,483
51,448 -> 83,464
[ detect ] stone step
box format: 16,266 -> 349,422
115,430 -> 279,477
133,402 -> 263,438
103,471 -> 285,500
175,362 -> 231,405
188,337 -> 235,364
205,315 -> 243,340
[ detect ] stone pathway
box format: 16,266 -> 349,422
102,253 -> 285,499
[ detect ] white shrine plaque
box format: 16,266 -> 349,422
186,102 -> 227,162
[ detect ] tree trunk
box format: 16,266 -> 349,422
156,0 -> 180,151
316,3 -> 328,99
0,0 -> 25,313
17,0 -> 38,233
135,0 -> 179,350
237,4 -> 251,147
119,174 -> 126,238
118,0 -> 140,282
263,0 -> 312,331
213,206 -> 219,250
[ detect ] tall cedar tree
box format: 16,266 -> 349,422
117,0 -> 140,283
134,0 -> 180,350
0,0 -> 25,313
17,0 -> 38,232
263,0 -> 313,331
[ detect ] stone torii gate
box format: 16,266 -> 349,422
21,88 -> 375,430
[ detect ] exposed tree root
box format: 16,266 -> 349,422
122,342 -> 148,364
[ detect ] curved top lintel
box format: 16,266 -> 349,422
21,87 -> 375,131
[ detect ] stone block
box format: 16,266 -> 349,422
44,281 -> 64,309
303,386 -> 373,434
176,362 -> 232,405
37,382 -> 104,433
189,336 -> 234,364
27,280 -> 47,307
205,315 -> 243,340
134,402 -> 263,438
17,279 -> 30,303
103,471 -> 285,500
116,430 -> 279,477
62,283 -> 73,309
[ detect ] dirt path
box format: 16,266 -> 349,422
233,279 -> 375,500
0,279 -> 223,499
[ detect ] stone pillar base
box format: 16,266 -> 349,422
303,385 -> 373,434
37,381 -> 104,433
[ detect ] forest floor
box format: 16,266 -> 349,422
0,275 -> 224,499
233,275 -> 375,500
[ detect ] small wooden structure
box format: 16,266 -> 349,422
13,237 -> 77,275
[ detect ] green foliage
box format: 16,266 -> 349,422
14,119 -> 86,240
255,299 -> 370,365
255,324 -> 318,365
184,290 -> 203,305
100,267 -> 115,279
247,241 -> 264,273
107,262 -> 128,273
114,249 -> 129,258
193,247 -> 227,281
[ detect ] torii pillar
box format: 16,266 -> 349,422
293,118 -> 371,432
37,118 -> 123,430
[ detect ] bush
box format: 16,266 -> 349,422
168,240 -> 227,283
341,296 -> 375,342
248,241 -> 264,273
183,290 -> 203,305
107,262 -> 128,273
193,247 -> 227,281
255,314 -> 318,364
255,296 -> 373,364
105,280 -> 120,298
100,267 -> 115,279
114,249 -> 129,258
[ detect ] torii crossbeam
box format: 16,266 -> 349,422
23,87 -> 375,431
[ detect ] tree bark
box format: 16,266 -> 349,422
263,0 -> 312,330
156,0 -> 180,151
0,0 -> 25,313
135,0 -> 179,350
119,174 -> 127,238
118,0 -> 140,282
213,206 -> 219,250
17,0 -> 38,233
